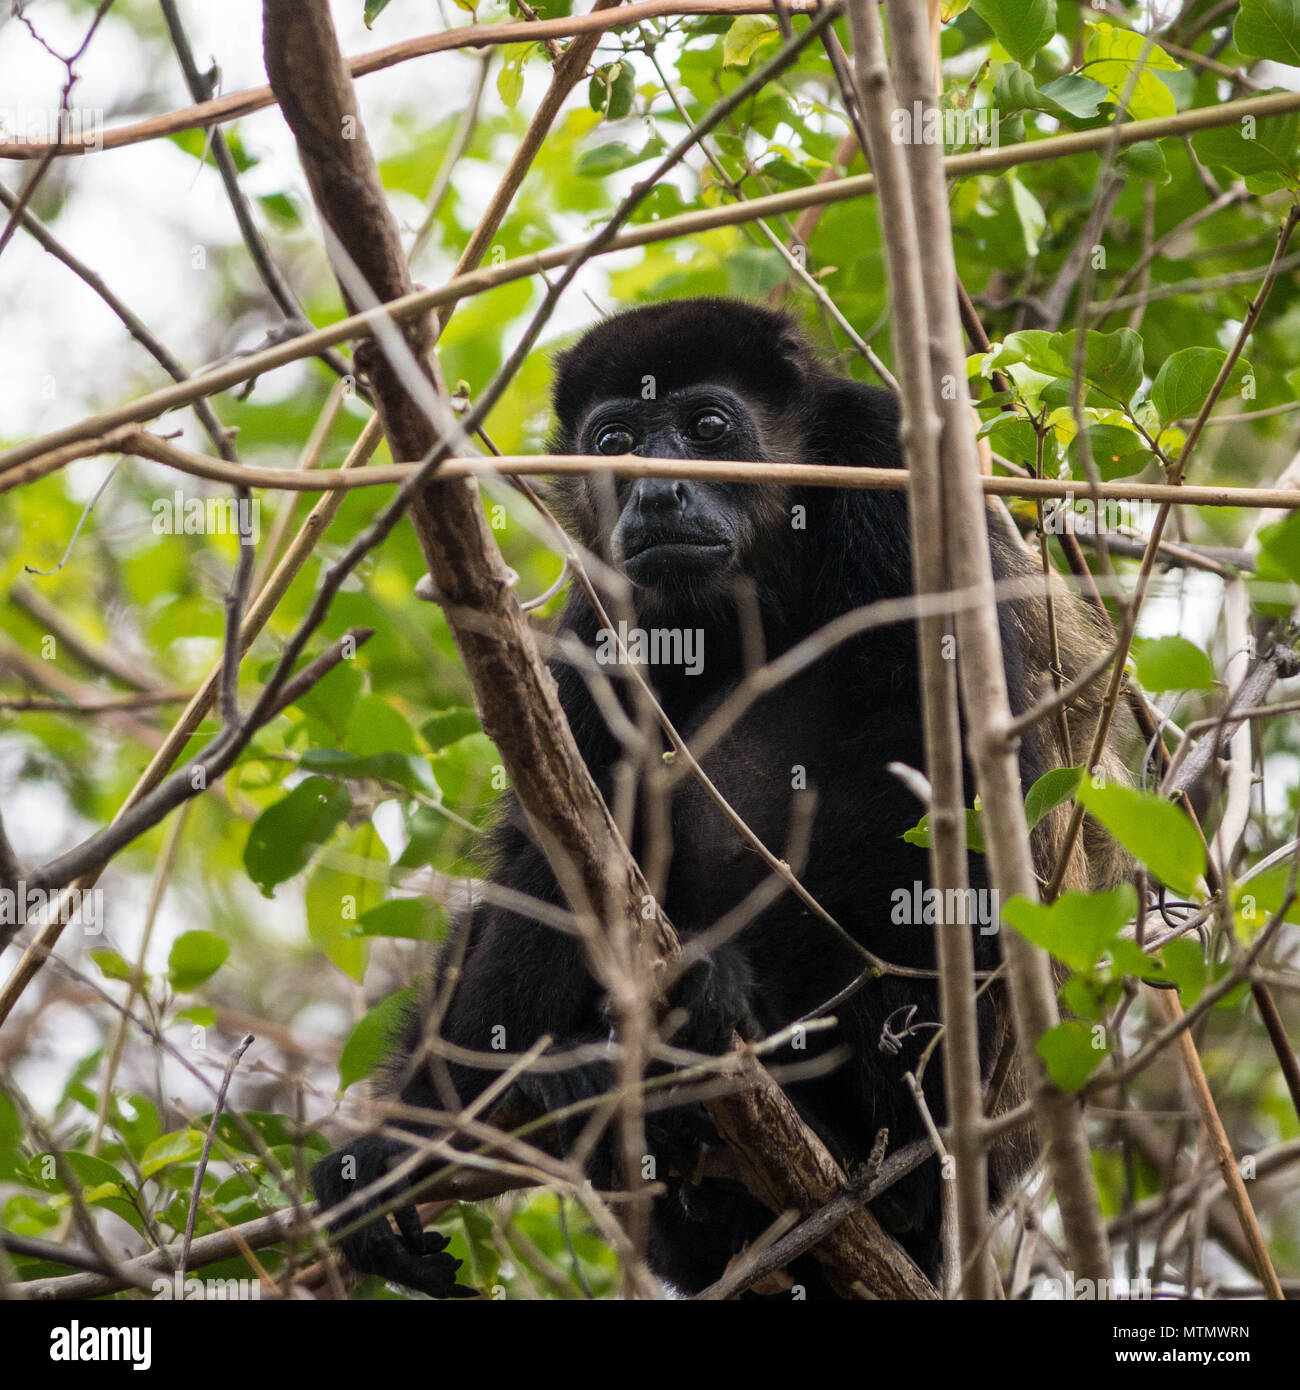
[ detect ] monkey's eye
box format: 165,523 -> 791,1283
688,411 -> 728,443
595,426 -> 635,455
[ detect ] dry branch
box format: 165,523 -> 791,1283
885,0 -> 1112,1283
5,89 -> 1300,478
13,430 -> 1300,512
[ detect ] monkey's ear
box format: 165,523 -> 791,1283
765,315 -> 820,394
775,324 -> 808,363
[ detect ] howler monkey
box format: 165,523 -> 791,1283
312,297 -> 1130,1298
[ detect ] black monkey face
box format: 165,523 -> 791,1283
575,384 -> 766,595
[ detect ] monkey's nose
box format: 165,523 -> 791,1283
635,478 -> 688,516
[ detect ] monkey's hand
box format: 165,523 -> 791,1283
311,1137 -> 477,1299
663,944 -> 759,1056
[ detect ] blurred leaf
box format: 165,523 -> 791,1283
902,808 -> 986,853
1009,176 -> 1045,256
1083,23 -> 1180,120
1160,937 -> 1207,1006
306,822 -> 388,980
244,777 -> 352,896
498,44 -> 536,108
589,61 -> 635,120
1235,0 -> 1300,65
357,898 -> 444,940
421,706 -> 481,750
723,16 -> 779,67
1116,140 -> 1170,183
1192,106 -> 1300,192
971,0 -> 1056,66
1038,1019 -> 1108,1091
89,949 -> 133,984
167,931 -> 229,992
1076,782 -> 1207,898
1257,510 -> 1300,584
1132,635 -> 1215,692
1024,765 -> 1082,830
338,989 -> 415,1091
140,1129 -> 204,1179
1151,348 -> 1252,426
1004,884 -> 1135,972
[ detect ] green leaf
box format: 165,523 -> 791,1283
1160,937 -> 1207,1006
1048,328 -> 1144,405
984,329 -> 1061,373
759,156 -> 817,190
1233,862 -> 1300,933
588,61 -> 635,121
1038,1019 -> 1108,1091
421,706 -> 481,750
1003,884 -> 1135,972
356,898 -> 444,940
1024,765 -> 1082,831
1116,140 -> 1170,183
1151,347 -> 1252,426
288,661 -> 363,742
1076,781 -> 1207,898
723,16 -> 779,67
577,141 -> 651,178
497,44 -> 535,109
4,1194 -> 58,1235
306,822 -> 388,981
1192,107 -> 1300,193
1235,0 -> 1300,66
1067,423 -> 1150,480
299,748 -> 435,794
1132,635 -> 1216,692
1009,176 -> 1046,256
902,808 -> 986,854
1083,23 -> 1181,120
88,949 -> 133,984
993,64 -> 1105,123
971,0 -> 1057,66
338,989 -> 415,1092
992,62 -> 1041,115
140,1128 -> 204,1179
1037,74 -> 1108,119
344,695 -> 416,758
244,776 -> 352,896
1257,510 -> 1300,584
166,931 -> 229,992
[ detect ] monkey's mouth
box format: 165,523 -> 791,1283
623,537 -> 733,585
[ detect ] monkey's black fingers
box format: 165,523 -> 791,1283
391,1203 -> 477,1299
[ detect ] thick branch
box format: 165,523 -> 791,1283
885,0 -> 1112,1283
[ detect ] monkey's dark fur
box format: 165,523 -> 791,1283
313,298 -> 1130,1299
